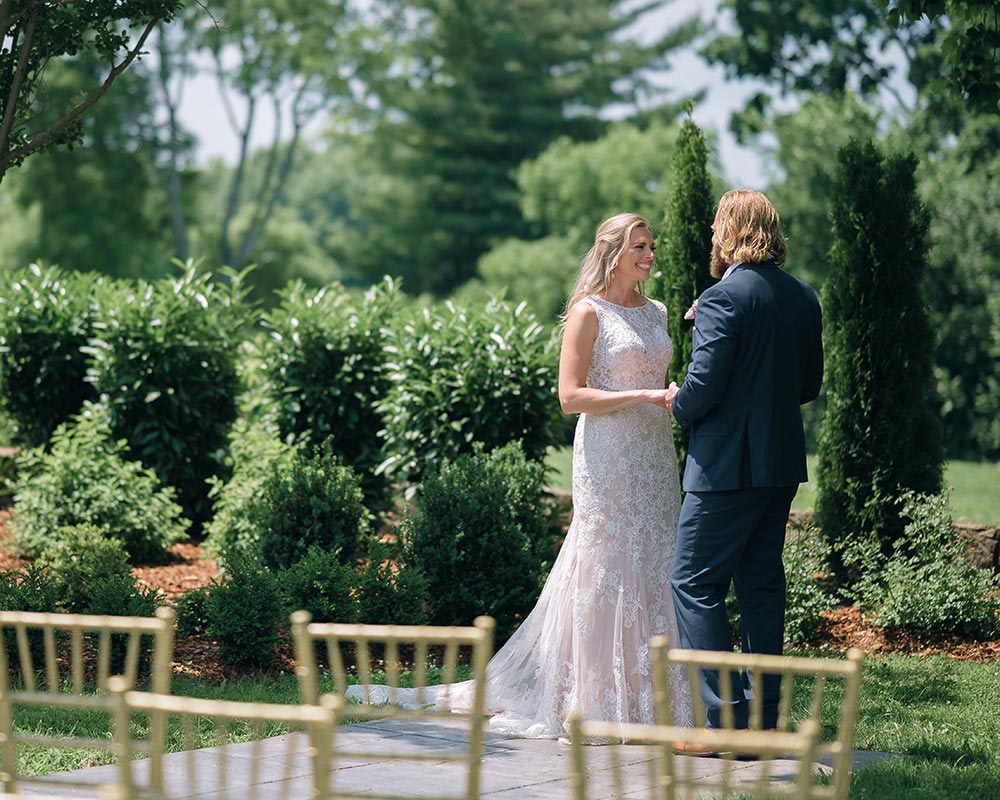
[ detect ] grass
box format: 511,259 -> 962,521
11,656 -> 1000,799
545,447 -> 1000,525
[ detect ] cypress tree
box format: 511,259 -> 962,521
647,114 -> 715,473
816,137 -> 944,568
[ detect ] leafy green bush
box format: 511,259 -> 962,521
34,524 -> 132,612
203,423 -> 296,561
0,264 -> 97,447
377,297 -> 561,486
278,547 -> 358,624
844,491 -> 1000,639
400,441 -> 550,643
84,574 -> 164,676
355,539 -> 429,626
0,564 -> 62,677
259,278 -> 400,507
0,563 -> 61,614
783,521 -> 836,646
85,266 -> 249,528
174,585 -> 213,638
9,408 -> 188,562
252,442 -> 372,572
205,553 -> 284,670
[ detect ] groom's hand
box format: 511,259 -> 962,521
665,382 -> 680,414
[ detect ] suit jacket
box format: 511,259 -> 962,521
672,261 -> 823,492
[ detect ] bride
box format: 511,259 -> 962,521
351,212 -> 691,738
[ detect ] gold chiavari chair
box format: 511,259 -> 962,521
0,607 -> 175,797
290,611 -> 495,800
651,640 -> 864,800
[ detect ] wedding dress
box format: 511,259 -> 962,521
348,295 -> 691,738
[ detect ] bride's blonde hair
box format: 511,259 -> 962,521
563,212 -> 650,318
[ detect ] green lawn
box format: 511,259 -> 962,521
545,447 -> 1000,525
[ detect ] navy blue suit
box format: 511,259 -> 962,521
670,261 -> 822,728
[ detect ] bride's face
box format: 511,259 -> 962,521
613,225 -> 655,283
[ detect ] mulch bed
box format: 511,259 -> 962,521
1,508 -> 998,683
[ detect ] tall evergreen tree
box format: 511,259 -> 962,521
348,0 -> 701,295
647,115 -> 715,473
816,138 -> 943,569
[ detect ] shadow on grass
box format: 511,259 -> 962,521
861,659 -> 962,706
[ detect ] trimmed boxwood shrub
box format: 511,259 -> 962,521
0,264 -> 97,447
399,441 -> 551,643
84,574 -> 165,676
354,539 -> 429,626
376,297 -> 561,486
205,552 -> 284,670
34,524 -> 132,612
259,278 -> 401,508
85,266 -> 249,528
278,546 -> 358,625
9,408 -> 188,562
250,441 -> 372,572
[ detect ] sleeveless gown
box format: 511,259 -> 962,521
348,295 -> 691,738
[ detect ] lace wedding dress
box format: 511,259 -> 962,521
348,295 -> 691,738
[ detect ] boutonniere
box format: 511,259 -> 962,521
683,299 -> 698,322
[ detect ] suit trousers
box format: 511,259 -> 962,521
670,484 -> 798,729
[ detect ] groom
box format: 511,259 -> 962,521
664,189 -> 823,736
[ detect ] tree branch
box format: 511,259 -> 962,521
0,8 -> 38,175
5,17 -> 162,169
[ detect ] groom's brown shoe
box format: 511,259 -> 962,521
671,740 -> 721,757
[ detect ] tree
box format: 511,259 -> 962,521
702,0 -> 949,140
883,0 -> 1000,112
346,0 -> 702,295
0,0 -> 182,187
7,54 -> 176,277
152,0 -> 381,273
815,138 -> 943,572
646,116 -> 716,475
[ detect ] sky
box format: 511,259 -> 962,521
175,0 -> 771,187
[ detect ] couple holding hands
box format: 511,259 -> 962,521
473,188 -> 824,744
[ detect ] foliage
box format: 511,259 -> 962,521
844,491 -> 1000,638
400,441 -> 550,643
884,0 -> 1000,112
5,54 -> 176,278
9,407 -> 188,562
354,539 -> 430,626
85,266 -> 248,527
252,442 -> 372,572
205,552 -> 284,670
277,547 -> 358,625
34,524 -> 132,612
0,264 -> 97,447
0,563 -> 61,614
919,114 -> 1000,461
816,138 -> 943,568
702,0 -> 948,129
203,425 -> 297,560
646,116 -> 716,475
342,1 -> 701,294
0,0 -> 182,184
377,298 -> 561,486
259,278 -> 400,506
83,574 -> 165,675
516,120 -> 686,248
174,586 -> 213,639
782,522 -> 837,646
453,236 -> 577,324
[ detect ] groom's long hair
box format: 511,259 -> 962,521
715,190 -> 787,267
562,212 -> 650,321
